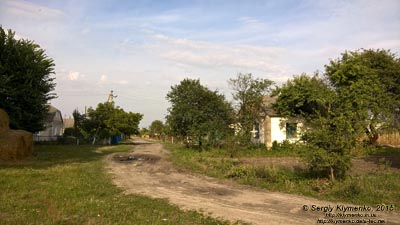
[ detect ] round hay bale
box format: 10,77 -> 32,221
0,109 -> 10,133
0,109 -> 33,161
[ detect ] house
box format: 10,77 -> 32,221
252,96 -> 302,148
63,116 -> 74,131
33,105 -> 64,141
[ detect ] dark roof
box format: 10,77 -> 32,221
263,96 -> 279,116
45,105 -> 62,123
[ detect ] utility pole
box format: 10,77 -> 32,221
107,90 -> 117,103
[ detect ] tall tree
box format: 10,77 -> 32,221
149,120 -> 164,139
83,102 -> 142,143
228,73 -> 274,143
166,79 -> 233,148
275,49 -> 400,180
0,27 -> 56,132
274,73 -> 351,180
325,49 -> 400,144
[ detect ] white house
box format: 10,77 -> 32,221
33,105 -> 64,141
251,96 -> 302,148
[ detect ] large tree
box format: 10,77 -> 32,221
274,49 -> 400,180
83,102 -> 142,143
0,27 -> 56,132
274,73 -> 352,180
149,120 -> 164,139
228,73 -> 274,143
166,79 -> 233,148
325,49 -> 400,144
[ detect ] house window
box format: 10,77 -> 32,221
286,123 -> 297,139
251,123 -> 260,139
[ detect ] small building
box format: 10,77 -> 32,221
63,117 -> 75,131
34,105 -> 63,141
252,96 -> 302,148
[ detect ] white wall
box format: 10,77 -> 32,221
270,117 -> 302,144
271,117 -> 287,143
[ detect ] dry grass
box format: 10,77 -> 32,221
378,132 -> 400,146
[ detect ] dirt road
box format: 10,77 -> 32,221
106,140 -> 400,225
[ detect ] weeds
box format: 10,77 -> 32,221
166,143 -> 400,209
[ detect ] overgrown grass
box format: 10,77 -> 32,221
0,144 -> 232,225
166,143 -> 400,209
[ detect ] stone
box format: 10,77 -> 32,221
0,109 -> 33,161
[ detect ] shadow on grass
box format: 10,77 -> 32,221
0,144 -> 136,170
364,146 -> 400,169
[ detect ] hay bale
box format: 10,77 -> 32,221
0,109 -> 33,161
0,109 -> 9,134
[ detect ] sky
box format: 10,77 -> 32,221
1,0 -> 399,127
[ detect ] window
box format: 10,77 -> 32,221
286,123 -> 297,139
251,123 -> 260,139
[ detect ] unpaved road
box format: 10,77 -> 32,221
106,140 -> 400,225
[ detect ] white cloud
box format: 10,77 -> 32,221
2,0 -> 64,20
149,34 -> 290,75
100,75 -> 107,82
67,71 -> 81,81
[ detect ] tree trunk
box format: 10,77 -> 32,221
330,167 -> 335,181
198,135 -> 202,150
366,124 -> 379,145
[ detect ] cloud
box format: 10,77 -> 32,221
149,34 -> 290,75
67,71 -> 81,81
100,75 -> 107,82
2,0 -> 64,20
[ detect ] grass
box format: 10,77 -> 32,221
166,143 -> 400,209
0,144 -> 232,225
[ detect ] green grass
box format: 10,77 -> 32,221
0,144 -> 231,225
166,143 -> 400,209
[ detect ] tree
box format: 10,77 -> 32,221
82,102 -> 142,143
228,73 -> 274,143
0,26 -> 56,132
149,120 -> 164,139
325,49 -> 400,144
274,74 -> 352,180
166,79 -> 234,148
274,49 -> 400,180
72,109 -> 85,138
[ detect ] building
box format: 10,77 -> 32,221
63,117 -> 75,131
252,96 -> 302,148
33,105 -> 64,141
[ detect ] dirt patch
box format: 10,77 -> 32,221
113,154 -> 161,164
106,140 -> 400,225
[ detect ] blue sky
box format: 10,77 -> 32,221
1,0 -> 399,127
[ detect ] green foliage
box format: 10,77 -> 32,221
63,127 -> 75,137
275,49 -> 400,180
82,102 -> 142,142
149,120 -> 164,138
325,49 -> 400,144
140,127 -> 150,136
228,73 -> 274,143
166,79 -> 234,148
275,73 -> 352,179
0,26 -> 56,132
166,143 -> 400,207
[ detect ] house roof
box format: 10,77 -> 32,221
45,105 -> 62,123
263,96 -> 279,116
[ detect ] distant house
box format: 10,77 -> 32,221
251,96 -> 302,148
34,105 -> 63,141
63,117 -> 74,131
